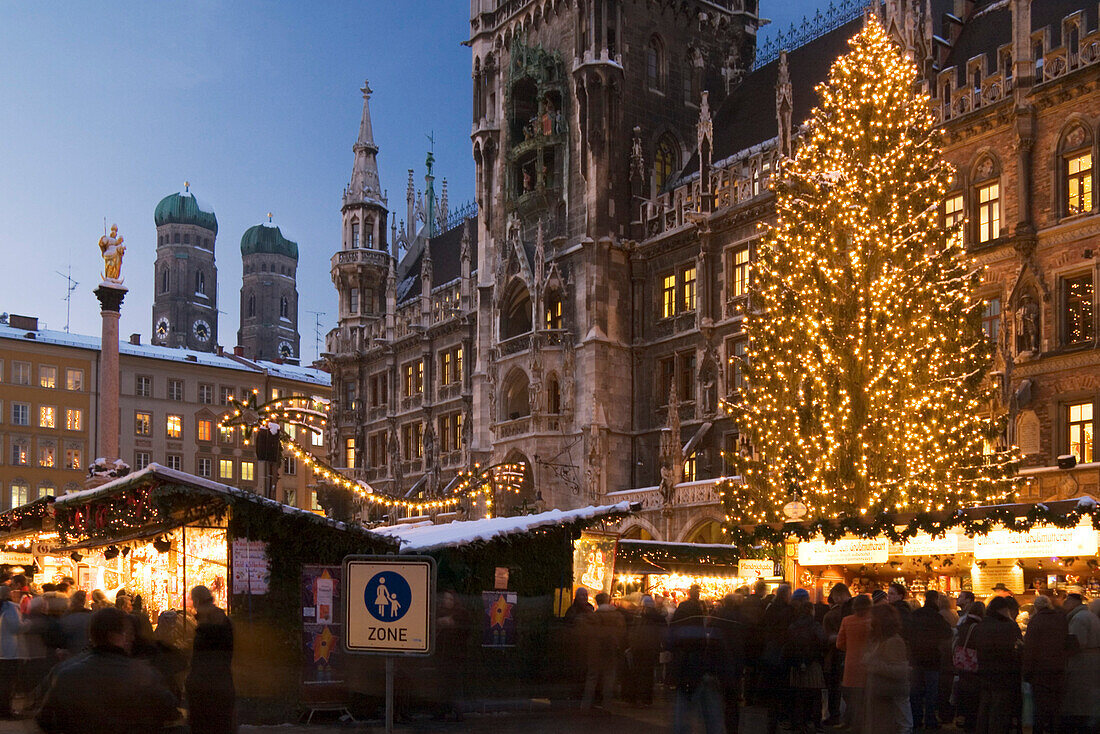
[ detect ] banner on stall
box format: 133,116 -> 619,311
482,591 -> 517,648
890,534 -> 960,557
231,539 -> 270,595
737,559 -> 776,578
301,565 -> 345,691
572,531 -> 617,596
797,537 -> 889,566
974,526 -> 1098,560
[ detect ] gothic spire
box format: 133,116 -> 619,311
345,80 -> 386,209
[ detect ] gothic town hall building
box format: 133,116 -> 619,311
327,0 -> 1100,540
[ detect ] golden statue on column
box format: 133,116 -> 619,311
98,224 -> 126,284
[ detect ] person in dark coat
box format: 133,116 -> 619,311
886,582 -> 912,625
760,583 -> 795,734
152,610 -> 189,704
627,594 -> 666,706
1022,594 -> 1068,734
186,585 -> 236,734
670,587 -> 722,734
783,590 -> 827,733
972,595 -> 1021,734
907,589 -> 952,729
563,587 -> 594,700
954,601 -> 984,733
741,580 -> 769,705
821,583 -> 853,726
36,607 -> 178,733
58,590 -> 92,658
581,593 -> 626,709
710,593 -> 748,733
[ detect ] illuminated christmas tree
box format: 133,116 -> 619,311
720,18 -> 1017,528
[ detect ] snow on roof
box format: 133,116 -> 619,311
55,464 -> 392,542
384,502 -> 634,552
0,324 -> 329,387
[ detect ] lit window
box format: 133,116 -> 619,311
11,403 -> 29,426
9,483 -> 28,510
283,456 -> 296,475
64,446 -> 82,470
1068,401 -> 1094,463
976,181 -> 999,244
39,366 -> 56,389
39,406 -> 56,429
135,412 -> 151,436
684,452 -> 697,482
682,267 -> 697,312
310,490 -> 322,512
345,438 -> 357,468
440,351 -> 452,386
220,386 -> 234,405
944,194 -> 964,248
240,461 -> 255,481
311,429 -> 323,447
65,409 -> 82,431
219,459 -> 234,479
455,347 -> 463,383
402,423 -> 423,460
982,298 -> 1001,343
662,274 -> 677,319
167,455 -> 182,471
545,294 -> 563,329
270,387 -> 281,401
1067,151 -> 1093,216
197,457 -> 211,478
220,426 -> 235,444
10,442 -> 27,466
166,415 -> 182,439
65,369 -> 83,391
729,246 -> 750,299
1064,274 -> 1094,345
38,443 -> 55,468
197,419 -> 212,442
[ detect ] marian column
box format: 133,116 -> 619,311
91,225 -> 128,482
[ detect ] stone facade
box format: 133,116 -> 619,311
238,244 -> 300,363
151,192 -> 219,352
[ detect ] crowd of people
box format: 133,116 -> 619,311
563,580 -> 1100,734
0,571 -> 235,733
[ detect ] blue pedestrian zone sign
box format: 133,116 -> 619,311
344,556 -> 434,655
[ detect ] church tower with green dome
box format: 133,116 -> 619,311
238,216 -> 300,364
151,184 -> 219,351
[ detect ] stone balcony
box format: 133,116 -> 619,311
493,413 -> 565,438
606,477 -> 725,512
330,247 -> 390,271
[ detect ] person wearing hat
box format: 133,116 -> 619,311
991,582 -> 1013,598
1062,592 -> 1100,730
871,589 -> 888,606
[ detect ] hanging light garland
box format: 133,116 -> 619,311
218,390 -> 527,513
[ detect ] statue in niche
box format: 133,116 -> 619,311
423,423 -> 436,469
1015,295 -> 1040,354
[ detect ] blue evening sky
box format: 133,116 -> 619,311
0,1 -> 820,362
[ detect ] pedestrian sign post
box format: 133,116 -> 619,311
343,555 -> 435,734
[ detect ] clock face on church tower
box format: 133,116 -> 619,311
155,317 -> 170,341
192,318 -> 211,343
278,340 -> 294,359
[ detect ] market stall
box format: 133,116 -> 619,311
611,539 -> 780,603
777,498 -> 1100,604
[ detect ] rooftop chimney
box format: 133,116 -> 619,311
129,334 -> 141,345
9,315 -> 38,331
234,346 -> 245,357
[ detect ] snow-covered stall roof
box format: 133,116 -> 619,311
381,502 -> 635,552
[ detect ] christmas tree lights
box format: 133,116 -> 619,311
719,18 -> 1019,532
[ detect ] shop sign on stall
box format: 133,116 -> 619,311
0,552 -> 33,566
891,533 -> 960,557
482,591 -> 517,648
972,560 -> 1025,595
572,531 -> 617,596
737,559 -> 776,578
797,537 -> 889,566
973,526 -> 1098,560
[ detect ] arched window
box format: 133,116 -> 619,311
351,221 -> 360,249
1059,123 -> 1094,217
195,270 -> 205,295
544,290 -> 563,329
160,268 -> 170,294
502,369 -> 531,420
172,232 -> 180,244
247,293 -> 256,319
280,296 -> 289,319
654,135 -> 679,191
547,375 -> 561,414
647,36 -> 665,91
500,280 -> 533,340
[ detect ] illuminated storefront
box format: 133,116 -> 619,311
609,539 -> 781,603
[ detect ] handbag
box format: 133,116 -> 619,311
952,624 -> 978,673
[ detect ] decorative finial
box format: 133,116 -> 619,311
184,181 -> 190,192
361,79 -> 372,98
267,212 -> 273,223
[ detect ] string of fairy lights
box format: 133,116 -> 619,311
218,390 -> 526,515
719,18 -> 1019,531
